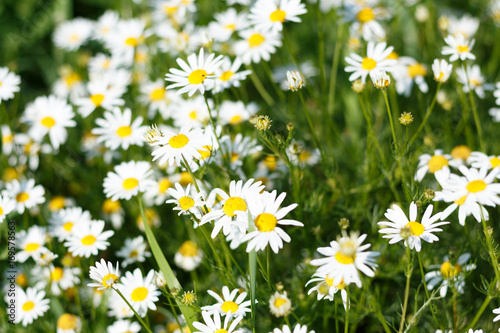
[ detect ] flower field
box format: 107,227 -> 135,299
2,0 -> 500,332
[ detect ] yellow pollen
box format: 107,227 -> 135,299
361,57 -> 377,70
64,73 -> 81,87
336,280 -> 346,290
254,213 -> 278,232
299,151 -> 312,162
427,155 -> 449,173
16,192 -> 30,202
150,88 -> 165,101
102,273 -> 118,288
219,71 -> 234,81
406,221 -> 425,236
169,134 -> 189,148
103,198 -> 121,214
131,286 -> 149,302
25,243 -> 40,252
451,145 -> 471,161
189,110 -> 198,119
129,250 -> 138,258
456,45 -> 469,53
223,197 -> 247,217
325,276 -> 334,287
179,196 -> 195,210
264,156 -> 277,171
158,178 -> 172,194
248,33 -> 265,48
179,240 -> 199,257
231,152 -> 239,163
90,94 -> 105,107
386,51 -> 399,60
408,63 -> 427,78
125,37 -> 138,47
224,23 -> 236,31
490,157 -> 500,168
357,8 -> 375,23
335,252 -> 355,264
17,273 -> 28,287
440,261 -> 461,279
198,146 -> 212,160
122,178 -> 139,190
116,126 -> 132,138
57,314 -> 78,330
230,115 -> 243,124
81,235 -> 96,246
221,301 -> 239,313
63,222 -> 74,232
179,171 -> 193,186
0,207 -> 3,215
270,9 -> 286,22
454,195 -> 467,206
22,301 -> 35,312
466,180 -> 487,193
49,196 -> 66,211
51,267 -> 64,281
214,330 -> 228,333
274,298 -> 287,307
69,34 -> 79,42
187,69 -> 208,85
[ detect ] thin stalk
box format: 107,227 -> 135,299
468,88 -> 485,151
334,296 -> 339,333
417,251 -> 441,329
298,90 -> 325,161
399,246 -> 412,333
113,287 -> 153,333
408,82 -> 441,149
463,295 -> 493,332
266,247 -> 271,289
162,286 -> 184,331
344,287 -> 350,333
481,215 -> 500,281
382,89 -> 399,153
328,21 -> 344,116
247,64 -> 275,106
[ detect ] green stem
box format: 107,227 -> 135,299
247,64 -> 274,106
298,90 -> 325,161
417,251 -> 441,329
468,87 -> 485,151
463,295 -> 492,332
328,21 -> 344,116
408,82 -> 441,149
382,89 -> 398,153
113,287 -> 153,333
399,246 -> 412,333
344,287 -> 350,333
481,215 -> 500,281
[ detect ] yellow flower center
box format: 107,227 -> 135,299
221,301 -> 239,313
169,134 -> 189,148
215,330 -> 228,333
230,115 -> 243,124
427,155 -> 449,173
274,298 -> 287,307
103,198 -> 121,214
150,88 -> 165,101
248,33 -> 265,48
123,177 -> 139,190
64,73 -> 81,87
49,196 -> 66,211
179,240 -> 198,257
454,195 -> 467,206
125,37 -> 138,47
130,250 -> 139,258
198,145 -> 212,160
466,180 -> 487,193
408,63 -> 427,78
440,261 -> 461,279
325,276 -> 334,287
456,45 -> 469,53
187,69 -> 208,85
0,207 -> 3,215
81,235 -> 96,246
17,273 -> 28,287
386,51 -> 399,60
361,57 -> 377,70
224,23 -> 236,31
254,213 -> 278,232
335,252 -> 355,264
22,301 -> 35,312
189,110 -> 198,119
102,273 -> 119,288
116,126 -> 132,138
51,267 -> 64,281
270,9 -> 286,22
179,196 -> 195,210
357,8 -> 375,23
219,71 -> 234,81
25,243 -> 40,252
451,145 -> 471,161
90,94 -> 105,107
57,314 -> 78,330
223,197 -> 247,217
62,221 -> 74,232
131,286 -> 149,302
158,178 -> 172,194
231,152 -> 239,163
16,192 -> 30,202
490,157 -> 500,168
336,280 -> 346,290
406,221 -> 425,236
179,171 -> 193,186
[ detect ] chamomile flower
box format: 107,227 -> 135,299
248,0 -> 307,33
450,145 -> 472,166
116,236 -> 151,267
242,190 -> 303,253
432,59 -> 453,83
200,179 -> 265,238
218,133 -> 263,172
15,287 -> 50,326
64,220 -> 114,258
269,291 -> 292,317
4,179 -> 45,214
93,11 -> 119,42
0,194 -> 15,223
424,253 -> 475,297
49,207 -> 92,242
441,34 -> 476,62
88,259 -> 120,291
234,29 -> 282,65
207,8 -> 249,42
75,81 -> 125,118
272,324 -> 316,333
378,202 -> 449,252
118,268 -> 161,317
102,198 -> 125,229
139,79 -> 180,119
16,226 -> 48,263
57,313 -> 82,333
447,14 -> 480,39
53,18 -> 93,51
193,311 -> 243,333
22,95 -> 76,150
209,57 -> 252,93
414,150 -> 452,183
0,67 -> 21,102
2,124 -> 14,154
344,42 -> 397,84
346,5 -> 391,42
456,64 -> 493,99
166,48 -> 224,97
174,240 -> 204,271
310,231 -> 379,288
201,286 -> 252,318
171,96 -> 211,128
166,183 -> 205,217
103,161 -> 155,201
92,107 -> 147,150
53,66 -> 85,102
104,19 -> 146,62
42,265 -> 81,296
306,273 -> 348,309
107,320 -> 141,333
219,100 -> 259,126
468,151 -> 500,170
393,57 -> 428,96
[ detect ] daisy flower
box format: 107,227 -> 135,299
200,179 -> 265,238
0,67 -> 21,102
201,286 -> 252,318
424,253 -> 475,297
218,133 -> 263,172
0,194 -> 15,223
4,179 -> 45,214
14,287 -> 50,326
42,265 -> 81,296
432,59 -> 453,83
116,236 -> 151,267
88,258 -> 120,291
346,5 -> 391,42
193,311 -> 243,333
248,0 -> 307,33
447,14 -> 480,40
242,190 -> 303,253
92,107 -> 147,150
166,183 -> 205,217
468,151 -> 500,170
75,80 -> 125,118
16,226 -> 48,263
104,19 -> 146,63
103,161 -> 155,201
165,48 -> 224,97
107,319 -> 141,333
53,18 -> 93,51
118,268 -> 161,317
393,57 -> 428,96
209,57 -> 252,93
2,124 -> 14,154
218,100 -> 259,126
306,273 -> 348,309
53,66 -> 85,102
344,42 -> 397,84
148,127 -> 210,167
456,64 -> 494,99
64,220 -> 114,258
287,141 -> 320,166
22,95 -> 76,150
207,8 -> 249,42
57,313 -> 82,333
450,145 -> 472,166
441,34 -> 476,62
272,324 -> 316,333
414,149 -> 452,184
269,291 -> 292,317
49,206 -> 92,242
174,240 -> 204,271
234,28 -> 282,65
310,231 -> 379,288
171,96 -> 211,128
93,10 -> 119,41
102,198 -> 125,229
378,202 -> 449,252
139,79 -> 180,119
